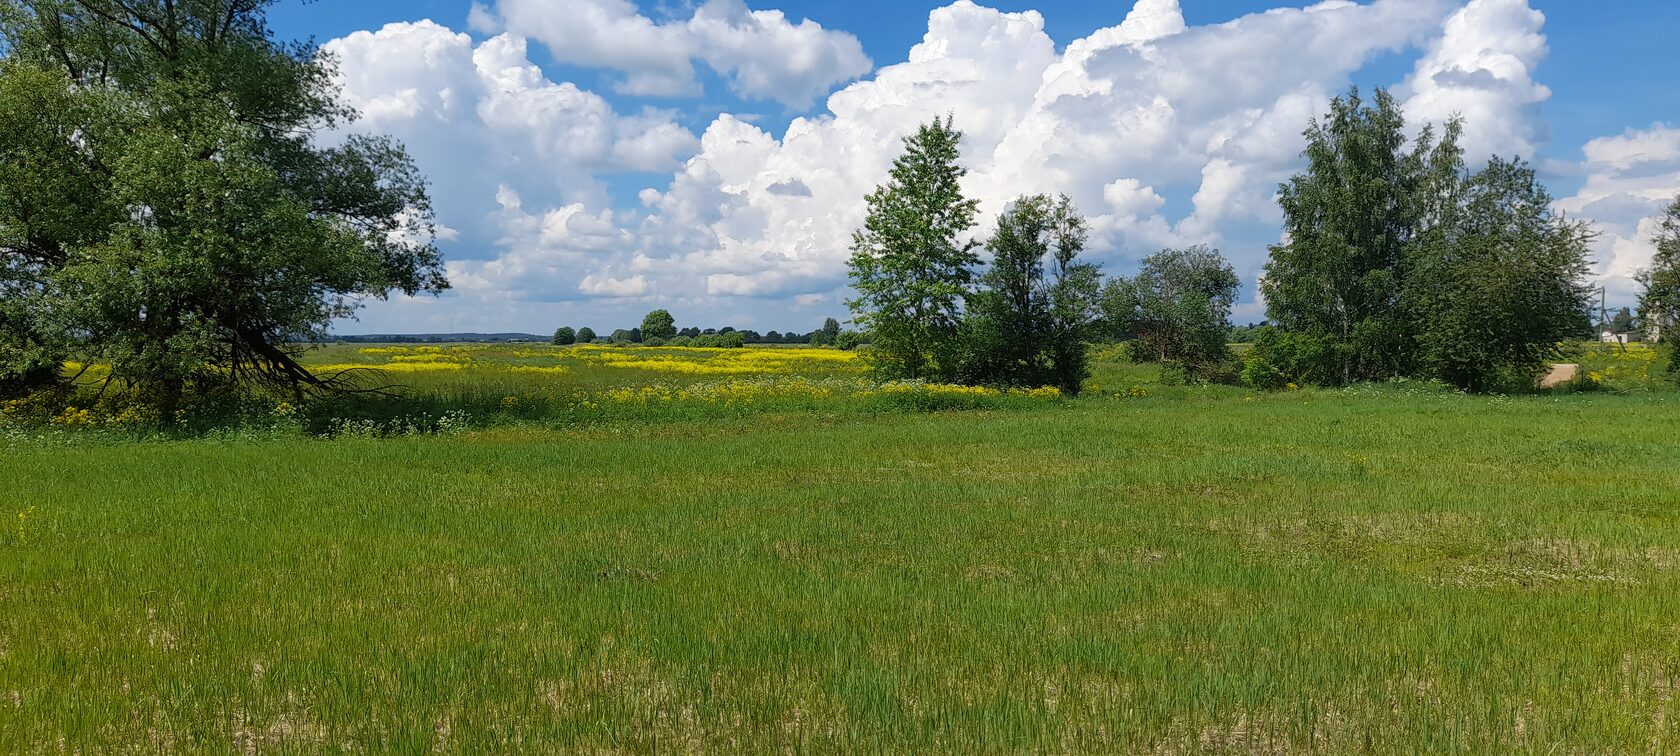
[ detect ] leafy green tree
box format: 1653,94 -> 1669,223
833,330 -> 863,351
847,115 -> 980,379
1258,89 -> 1592,392
1639,196 -> 1680,377
551,327 -> 576,345
1408,158 -> 1593,391
0,0 -> 446,402
1260,88 -> 1444,385
810,317 -> 841,346
576,326 -> 597,343
0,60 -> 119,395
640,309 -> 677,341
1638,196 -> 1680,342
1039,205 -> 1103,394
1102,246 -> 1238,380
609,328 -> 636,344
963,194 -> 1099,393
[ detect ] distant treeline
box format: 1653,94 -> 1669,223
319,328 -> 842,346
324,333 -> 547,344
551,315 -> 862,349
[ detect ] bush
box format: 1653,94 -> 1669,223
576,327 -> 597,343
1247,327 -> 1346,388
1240,353 -> 1289,390
693,332 -> 745,348
551,327 -> 576,346
834,330 -> 863,351
669,335 -> 693,347
641,336 -> 668,347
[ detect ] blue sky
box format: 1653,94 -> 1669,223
266,0 -> 1680,335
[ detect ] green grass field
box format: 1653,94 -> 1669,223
5,345 -> 1680,751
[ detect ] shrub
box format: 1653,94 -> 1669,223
1246,327 -> 1347,388
693,332 -> 745,348
1240,353 -> 1289,390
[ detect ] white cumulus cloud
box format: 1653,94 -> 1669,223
324,21 -> 698,313
483,0 -> 872,107
1400,0 -> 1551,161
627,0 -> 1492,303
1556,125 -> 1680,300
329,1 -> 1577,332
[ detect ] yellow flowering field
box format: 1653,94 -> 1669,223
301,343 -> 864,380
4,343 -> 1078,434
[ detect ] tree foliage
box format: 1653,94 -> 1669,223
1256,86 -> 1591,392
847,115 -> 980,380
0,0 -> 446,400
640,309 -> 677,341
1259,88 -> 1432,385
809,317 -> 841,346
551,326 -> 576,346
1102,246 -> 1237,380
1407,158 -> 1594,391
1638,196 -> 1680,339
963,194 -> 1100,394
575,326 -> 596,344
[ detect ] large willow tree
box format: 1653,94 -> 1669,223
0,0 -> 447,400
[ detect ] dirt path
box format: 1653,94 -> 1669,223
1539,363 -> 1578,389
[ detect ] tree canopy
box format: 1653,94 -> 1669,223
963,194 -> 1100,393
0,0 -> 446,400
1103,246 -> 1238,380
1259,88 -> 1434,384
847,115 -> 980,380
1255,86 -> 1591,392
1408,157 -> 1593,391
1639,196 -> 1680,337
640,309 -> 677,341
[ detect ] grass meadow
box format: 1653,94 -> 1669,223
4,344 -> 1680,751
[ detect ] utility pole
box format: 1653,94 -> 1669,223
1600,287 -> 1629,352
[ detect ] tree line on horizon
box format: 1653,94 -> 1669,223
548,314 -> 863,349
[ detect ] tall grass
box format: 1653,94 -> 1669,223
5,374 -> 1680,750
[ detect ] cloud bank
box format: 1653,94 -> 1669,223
1556,125 -> 1680,299
321,0 -> 1671,332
